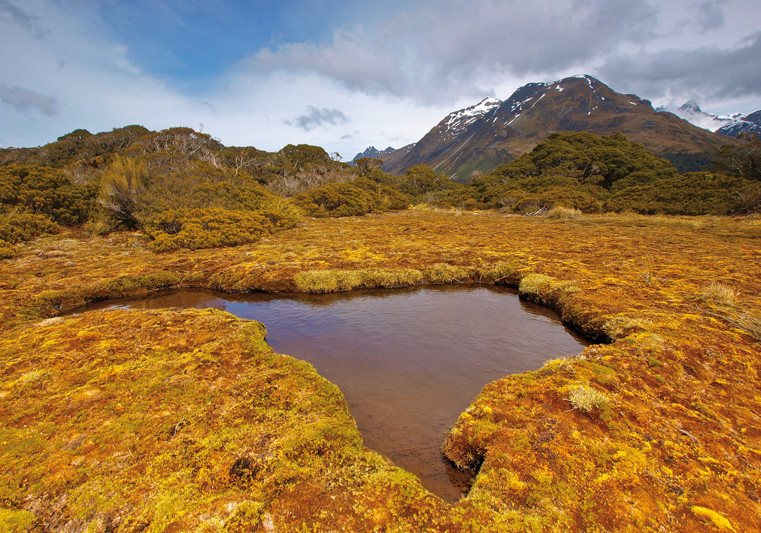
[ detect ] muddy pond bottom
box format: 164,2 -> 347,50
90,285 -> 588,501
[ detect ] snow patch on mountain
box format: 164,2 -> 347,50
443,97 -> 502,135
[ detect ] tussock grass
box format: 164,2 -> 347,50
699,281 -> 739,307
568,385 -> 610,413
545,206 -> 583,219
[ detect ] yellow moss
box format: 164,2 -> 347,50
0,508 -> 36,533
691,506 -> 737,531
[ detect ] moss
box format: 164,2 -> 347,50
0,508 -> 36,533
423,263 -> 472,283
692,506 -> 737,531
293,268 -> 423,293
2,210 -> 761,531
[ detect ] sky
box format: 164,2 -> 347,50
1,0 -> 760,158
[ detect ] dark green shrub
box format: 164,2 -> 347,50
293,179 -> 409,217
604,173 -> 745,215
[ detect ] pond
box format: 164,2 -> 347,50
85,285 -> 588,501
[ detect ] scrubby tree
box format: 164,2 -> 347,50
715,133 -> 761,181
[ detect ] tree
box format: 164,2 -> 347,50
715,133 -> 761,181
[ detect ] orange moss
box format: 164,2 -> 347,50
1,210 -> 760,531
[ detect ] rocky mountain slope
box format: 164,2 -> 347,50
717,110 -> 761,138
369,75 -> 737,180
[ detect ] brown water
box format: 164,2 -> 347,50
86,285 -> 587,501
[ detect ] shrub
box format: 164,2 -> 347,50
97,156 -> 147,228
292,179 -> 408,218
0,164 -> 95,224
0,239 -> 17,259
0,212 -> 59,244
145,208 -> 275,251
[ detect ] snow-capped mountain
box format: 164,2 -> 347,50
378,75 -> 732,180
657,99 -> 741,132
716,110 -> 761,138
441,97 -> 502,137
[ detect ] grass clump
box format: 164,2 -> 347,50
699,281 -> 739,307
545,206 -> 583,219
603,316 -> 653,341
518,273 -> 579,306
691,506 -> 737,532
568,385 -> 610,413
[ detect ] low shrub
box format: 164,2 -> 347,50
0,164 -> 95,224
293,179 -> 408,218
0,212 -> 59,244
145,207 -> 275,251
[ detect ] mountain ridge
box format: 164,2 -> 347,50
358,75 -> 739,180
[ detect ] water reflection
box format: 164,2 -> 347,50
87,285 -> 588,502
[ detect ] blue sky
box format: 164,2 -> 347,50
1,0 -> 760,157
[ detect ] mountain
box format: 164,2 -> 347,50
657,99 -> 740,132
373,75 -> 737,180
350,145 -> 398,164
716,110 -> 761,138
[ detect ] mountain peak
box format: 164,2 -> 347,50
680,99 -> 703,113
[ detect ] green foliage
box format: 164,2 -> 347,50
97,156 -> 147,228
714,132 -> 761,181
293,179 -> 408,218
0,240 -> 17,259
0,508 -> 36,533
604,172 -> 746,215
399,164 -> 460,198
0,164 -> 95,224
437,132 -> 753,216
145,207 -> 276,251
0,212 -> 58,244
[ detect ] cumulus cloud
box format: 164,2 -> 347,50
597,31 -> 761,102
287,106 -> 350,131
0,85 -> 58,116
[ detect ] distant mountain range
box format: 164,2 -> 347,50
662,100 -> 761,138
354,75 -> 751,180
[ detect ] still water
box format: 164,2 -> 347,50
87,285 -> 587,501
